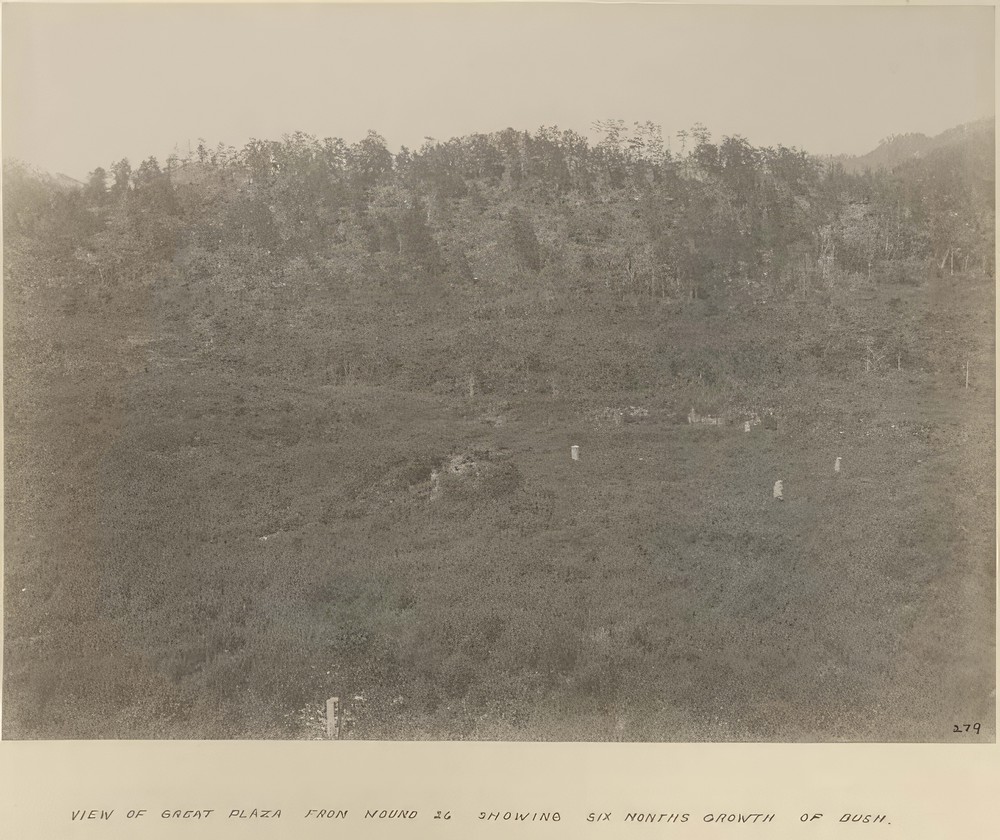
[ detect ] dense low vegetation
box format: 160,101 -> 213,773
3,119 -> 994,740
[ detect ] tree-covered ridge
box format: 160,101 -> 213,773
6,119 -> 994,300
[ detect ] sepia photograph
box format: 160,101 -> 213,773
2,1 -> 995,746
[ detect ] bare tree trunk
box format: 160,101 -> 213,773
624,257 -> 637,291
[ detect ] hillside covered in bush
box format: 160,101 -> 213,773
3,119 -> 995,740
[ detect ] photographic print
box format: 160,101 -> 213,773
2,2 -> 995,743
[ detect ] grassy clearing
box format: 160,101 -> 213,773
3,259 -> 993,741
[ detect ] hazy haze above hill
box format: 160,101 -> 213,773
3,3 -> 994,180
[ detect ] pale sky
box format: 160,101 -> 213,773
2,2 -> 995,180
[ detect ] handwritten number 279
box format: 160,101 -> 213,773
953,723 -> 982,734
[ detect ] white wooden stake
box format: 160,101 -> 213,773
326,697 -> 340,740
571,445 -> 580,461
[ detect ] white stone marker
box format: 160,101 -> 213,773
571,445 -> 580,461
834,457 -> 842,473
744,421 -> 751,433
773,480 -> 784,500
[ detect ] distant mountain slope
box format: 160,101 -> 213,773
46,171 -> 87,191
830,118 -> 994,173
2,160 -> 86,191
